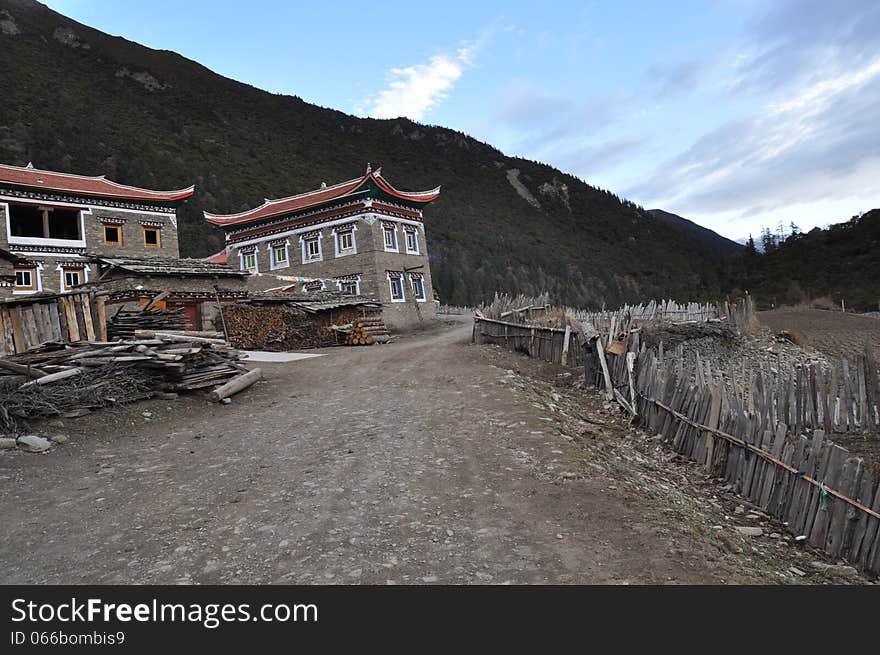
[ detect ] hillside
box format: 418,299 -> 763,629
648,209 -> 743,259
738,210 -> 880,311
0,0 -> 739,307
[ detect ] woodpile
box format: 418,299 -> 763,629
332,316 -> 392,345
107,306 -> 191,339
0,335 -> 253,433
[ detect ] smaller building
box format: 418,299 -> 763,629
93,256 -> 249,331
205,165 -> 440,330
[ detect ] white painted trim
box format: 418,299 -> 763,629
300,233 -> 323,264
226,212 -> 423,250
301,280 -> 327,293
404,229 -> 420,255
383,223 -> 399,253
336,275 -> 361,296
3,201 -> 88,248
0,194 -> 174,216
269,239 -> 291,270
332,224 -> 358,257
409,274 -> 427,302
12,261 -> 43,295
240,244 -> 259,273
55,262 -> 91,293
387,272 -> 406,302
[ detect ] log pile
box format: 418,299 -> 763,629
107,307 -> 191,339
344,319 -> 376,346
0,336 -> 252,434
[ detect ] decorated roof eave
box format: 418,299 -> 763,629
204,170 -> 440,228
0,181 -> 194,208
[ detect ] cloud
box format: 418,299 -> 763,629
628,54 -> 880,218
645,59 -> 706,99
359,45 -> 475,121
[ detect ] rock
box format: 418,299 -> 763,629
809,562 -> 858,578
221,398 -> 232,405
769,532 -> 781,539
733,526 -> 763,537
734,505 -> 745,515
50,435 -> 69,444
0,438 -> 17,450
142,411 -> 153,418
16,435 -> 52,452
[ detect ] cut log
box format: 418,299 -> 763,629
0,358 -> 47,379
208,368 -> 262,402
20,367 -> 84,387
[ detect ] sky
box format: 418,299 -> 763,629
43,0 -> 880,240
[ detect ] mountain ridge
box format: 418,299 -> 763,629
0,0 -> 739,306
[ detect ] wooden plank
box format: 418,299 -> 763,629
9,307 -> 25,353
73,295 -> 87,343
81,293 -> 96,341
758,424 -> 787,510
790,430 -> 825,534
63,297 -> 80,342
825,456 -> 861,560
48,301 -> 62,341
96,295 -> 107,342
595,338 -> 614,401
808,444 -> 847,547
858,480 -> 880,572
21,306 -> 38,349
0,308 -> 8,356
848,468 -> 875,564
703,385 -> 723,474
560,324 -> 571,367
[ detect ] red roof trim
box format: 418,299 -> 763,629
0,163 -> 194,202
204,249 -> 228,265
205,169 -> 440,227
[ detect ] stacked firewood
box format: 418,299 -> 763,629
345,319 -> 376,346
108,307 -> 191,339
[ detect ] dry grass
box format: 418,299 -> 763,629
779,328 -> 809,348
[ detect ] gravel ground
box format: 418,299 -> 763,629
0,317 -> 870,584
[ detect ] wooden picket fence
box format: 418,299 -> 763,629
0,290 -> 108,356
573,299 -> 719,333
473,308 -> 880,575
630,347 -> 880,575
473,317 -> 586,368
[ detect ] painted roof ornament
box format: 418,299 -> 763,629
366,162 -> 372,174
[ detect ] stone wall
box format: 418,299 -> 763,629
227,214 -> 436,329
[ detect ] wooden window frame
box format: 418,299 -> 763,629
103,224 -> 123,247
304,237 -> 321,262
143,226 -> 161,248
14,267 -> 36,291
383,226 -> 398,251
63,268 -> 83,291
405,230 -> 419,254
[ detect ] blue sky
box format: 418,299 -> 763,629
44,0 -> 880,239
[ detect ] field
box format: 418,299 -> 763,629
758,308 -> 880,361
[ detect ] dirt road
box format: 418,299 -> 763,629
0,318 -> 847,584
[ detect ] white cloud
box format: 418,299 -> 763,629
360,46 -> 474,121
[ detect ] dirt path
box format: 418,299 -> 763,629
0,318 -> 857,584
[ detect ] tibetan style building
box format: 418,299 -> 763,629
205,166 -> 440,329
0,162 -> 193,297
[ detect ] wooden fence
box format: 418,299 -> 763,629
474,311 -> 880,575
473,317 -> 586,368
0,291 -> 108,356
572,299 -> 719,333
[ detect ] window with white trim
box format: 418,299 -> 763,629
241,250 -> 258,272
302,235 -> 322,262
64,269 -> 82,290
302,280 -> 325,293
14,267 -> 35,291
337,230 -> 355,255
383,225 -> 398,251
337,276 -> 360,296
271,242 -> 289,269
409,273 -> 426,301
404,229 -> 419,254
388,272 -> 405,302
